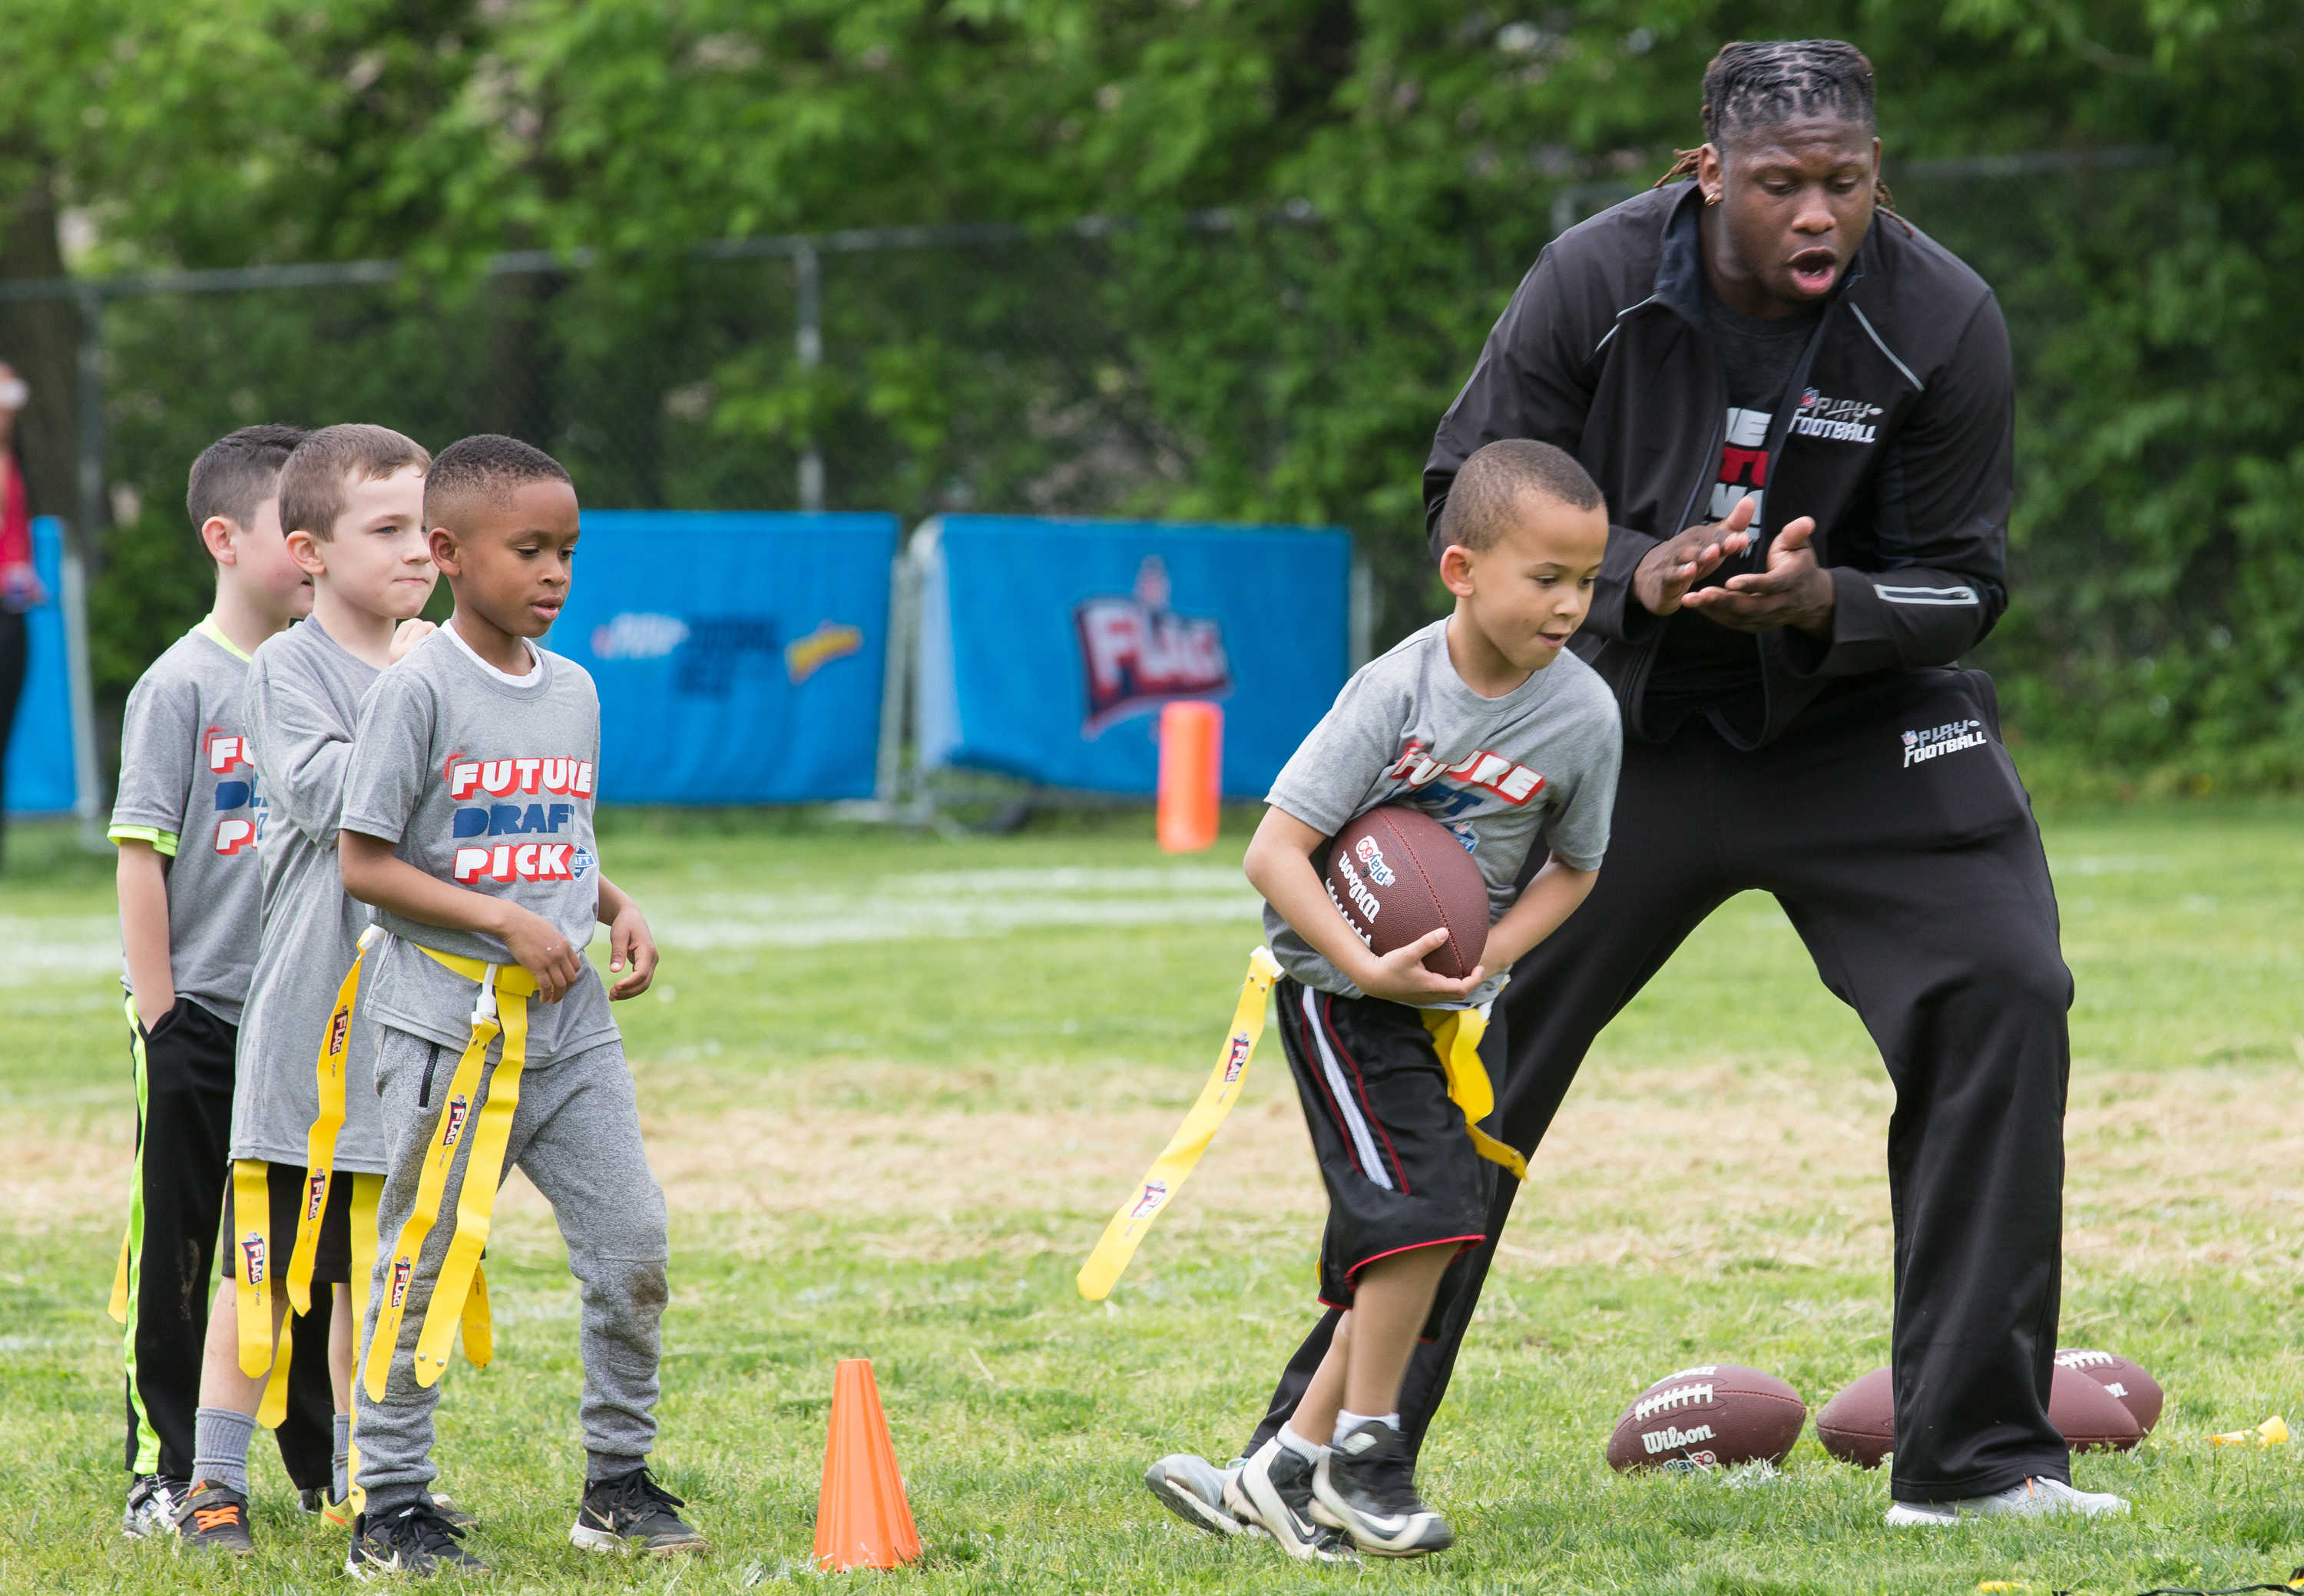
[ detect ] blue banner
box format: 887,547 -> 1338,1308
4,518 -> 75,816
551,511 -> 897,803
916,515 -> 1352,796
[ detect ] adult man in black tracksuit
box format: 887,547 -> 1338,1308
1148,40 -> 2123,1535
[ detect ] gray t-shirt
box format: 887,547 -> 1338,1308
1262,620 -> 1621,1006
339,628 -> 617,1061
231,617 -> 389,1173
108,620 -> 270,1023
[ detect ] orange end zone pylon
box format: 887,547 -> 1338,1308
814,1358 -> 922,1571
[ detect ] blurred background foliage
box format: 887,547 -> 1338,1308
2,0 -> 2298,794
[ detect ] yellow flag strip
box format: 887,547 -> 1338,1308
286,928 -> 379,1314
346,1171 -> 381,1515
1077,947 -> 1282,1301
412,987 -> 526,1389
1421,1007 -> 1528,1179
231,1160 -> 275,1377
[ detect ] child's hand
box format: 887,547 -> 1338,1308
1352,928 -> 1486,1006
501,906 -> 584,1002
605,900 -> 657,999
388,618 -> 436,664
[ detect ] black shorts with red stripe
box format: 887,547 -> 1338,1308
1274,977 -> 1501,1338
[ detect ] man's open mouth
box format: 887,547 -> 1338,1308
1788,249 -> 1839,294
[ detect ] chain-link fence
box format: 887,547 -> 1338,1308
2,148 -> 2167,745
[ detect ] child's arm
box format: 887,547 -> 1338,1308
1478,853 -> 1597,974
251,668 -> 356,847
116,843 -> 174,1029
339,832 -> 587,1002
1245,806 -> 1485,1006
593,875 -> 657,1001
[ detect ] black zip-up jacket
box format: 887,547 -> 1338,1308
1425,181 -> 2013,749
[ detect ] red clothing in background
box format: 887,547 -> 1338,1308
0,455 -> 28,571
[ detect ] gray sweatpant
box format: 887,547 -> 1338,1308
355,1022 -> 670,1513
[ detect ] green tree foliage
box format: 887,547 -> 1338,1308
17,1 -> 2304,784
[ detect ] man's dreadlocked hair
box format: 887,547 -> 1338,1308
1654,39 -> 1908,234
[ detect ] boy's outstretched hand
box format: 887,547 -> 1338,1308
605,899 -> 657,999
1355,928 -> 1486,1007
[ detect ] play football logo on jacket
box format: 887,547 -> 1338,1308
1075,555 -> 1232,735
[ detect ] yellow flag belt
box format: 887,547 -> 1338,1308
1078,947 -> 1283,1301
361,948 -> 528,1402
1077,950 -> 1528,1303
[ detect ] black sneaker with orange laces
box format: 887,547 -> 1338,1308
172,1479 -> 257,1556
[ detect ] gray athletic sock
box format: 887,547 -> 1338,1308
333,1412 -> 352,1504
194,1406 -> 257,1495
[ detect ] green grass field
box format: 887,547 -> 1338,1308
2,800 -> 2301,1594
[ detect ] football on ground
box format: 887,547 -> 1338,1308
2055,1349 -> 2164,1432
1815,1366 -> 2144,1469
1322,805 -> 1489,979
1605,1364 -> 1807,1472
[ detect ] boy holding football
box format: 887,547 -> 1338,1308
1190,439 -> 1621,1560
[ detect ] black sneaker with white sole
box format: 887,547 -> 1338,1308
1145,1454 -> 1250,1538
1309,1420 -> 1453,1558
348,1500 -> 489,1579
571,1466 -> 708,1555
173,1480 -> 257,1556
1224,1439 -> 1356,1563
122,1474 -> 189,1539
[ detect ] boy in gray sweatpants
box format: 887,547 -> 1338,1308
336,434 -> 705,1578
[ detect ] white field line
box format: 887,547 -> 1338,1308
0,870 -> 1263,984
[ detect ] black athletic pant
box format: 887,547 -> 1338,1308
1248,667 -> 2073,1503
121,997 -> 336,1488
0,608 -> 25,865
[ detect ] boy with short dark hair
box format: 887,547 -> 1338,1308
1191,439 -> 1621,1561
170,424 -> 442,1555
336,433 -> 703,1578
109,423 -> 344,1536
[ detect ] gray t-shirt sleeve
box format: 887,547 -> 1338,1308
251,659 -> 353,847
1263,671 -> 1408,837
339,668 -> 432,846
1541,696 -> 1621,871
110,670 -> 197,842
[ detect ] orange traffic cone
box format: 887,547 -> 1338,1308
813,1359 -> 922,1571
1156,700 -> 1223,853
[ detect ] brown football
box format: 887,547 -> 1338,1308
1816,1365 -> 2143,1469
1322,805 -> 1490,980
2054,1349 -> 2164,1434
1604,1364 -> 1807,1472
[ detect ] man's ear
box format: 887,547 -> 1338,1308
428,525 -> 461,578
286,528 -> 327,578
1439,544 -> 1478,598
200,515 -> 239,565
1696,141 -> 1724,203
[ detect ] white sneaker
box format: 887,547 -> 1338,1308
1885,1475 -> 2130,1526
1145,1453 -> 1250,1538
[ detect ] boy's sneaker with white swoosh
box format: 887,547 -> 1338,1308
1309,1419 -> 1453,1558
1225,1437 -> 1355,1563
